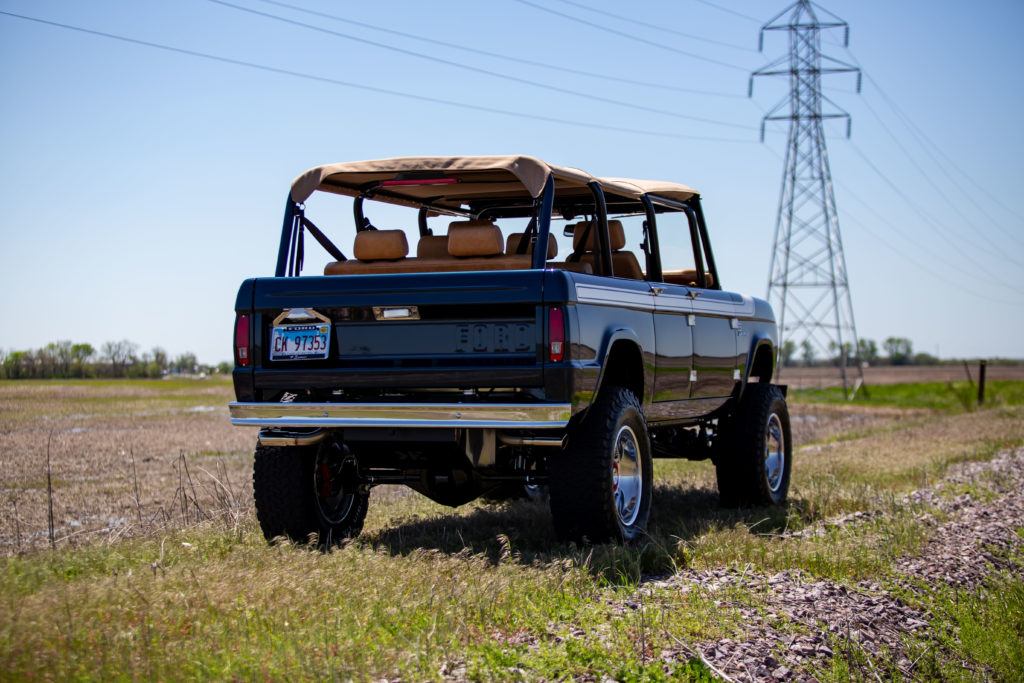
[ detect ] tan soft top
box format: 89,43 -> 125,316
290,155 -> 697,208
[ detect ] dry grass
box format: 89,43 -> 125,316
1,378 -> 1022,681
0,377 -> 253,553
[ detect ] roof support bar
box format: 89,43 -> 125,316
275,194 -> 299,277
640,195 -> 663,283
532,174 -> 555,270
587,181 -> 612,277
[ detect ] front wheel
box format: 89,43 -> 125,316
550,386 -> 652,543
715,383 -> 792,508
253,439 -> 369,546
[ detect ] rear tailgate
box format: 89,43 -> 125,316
238,270 -> 549,399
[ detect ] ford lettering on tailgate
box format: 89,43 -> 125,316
455,323 -> 533,353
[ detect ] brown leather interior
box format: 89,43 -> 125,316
568,220 -> 644,279
662,269 -> 715,287
447,220 -> 503,257
352,229 -> 409,261
571,220 -> 627,250
506,233 -> 558,259
416,234 -> 450,259
324,222 -> 601,276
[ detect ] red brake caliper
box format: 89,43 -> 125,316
318,462 -> 333,499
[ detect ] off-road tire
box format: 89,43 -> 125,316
253,441 -> 369,546
550,386 -> 652,543
715,383 -> 791,508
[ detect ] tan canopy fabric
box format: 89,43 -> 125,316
598,177 -> 698,204
290,155 -> 699,208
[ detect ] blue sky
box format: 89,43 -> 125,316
1,0 -> 1022,365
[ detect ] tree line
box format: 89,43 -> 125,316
0,340 -> 230,379
779,336 -> 938,367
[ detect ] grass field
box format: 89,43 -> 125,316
1,373 -> 1023,680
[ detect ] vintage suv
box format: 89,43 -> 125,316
229,155 -> 790,545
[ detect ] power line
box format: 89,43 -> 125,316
830,48 -> 1024,248
761,137 -> 1024,303
861,73 -> 1024,246
549,0 -> 756,52
838,211 -> 1024,308
251,0 -> 746,98
511,0 -> 751,73
833,172 -> 1023,299
0,9 -> 756,143
855,96 -> 1024,268
845,141 -> 1020,290
691,0 -> 762,24
208,0 -> 757,130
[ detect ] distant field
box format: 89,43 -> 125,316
1,376 -> 1022,680
778,362 -> 1024,389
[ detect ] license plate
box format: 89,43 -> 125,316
270,324 -> 331,361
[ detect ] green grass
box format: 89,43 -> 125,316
0,375 -> 233,392
791,380 -> 1024,412
0,375 -> 234,423
3,382 -> 1024,680
0,524 -> 725,681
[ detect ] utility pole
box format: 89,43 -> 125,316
751,0 -> 864,397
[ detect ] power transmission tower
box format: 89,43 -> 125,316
751,0 -> 864,397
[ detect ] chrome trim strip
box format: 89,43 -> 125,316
230,402 -> 572,429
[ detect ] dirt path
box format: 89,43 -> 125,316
649,446 -> 1024,681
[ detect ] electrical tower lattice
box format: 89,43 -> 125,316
752,0 -> 863,396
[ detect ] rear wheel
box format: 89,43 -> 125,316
253,439 -> 369,546
550,386 -> 652,543
715,383 -> 792,507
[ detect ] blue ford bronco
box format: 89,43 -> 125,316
229,155 -> 790,545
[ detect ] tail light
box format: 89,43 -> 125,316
548,307 -> 565,362
234,314 -> 251,367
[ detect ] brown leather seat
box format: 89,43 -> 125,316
662,269 -> 715,288
324,230 -> 409,275
567,220 -> 645,280
447,220 -> 504,257
506,232 -> 558,259
416,234 -> 450,259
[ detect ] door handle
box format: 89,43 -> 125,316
650,286 -> 665,296
686,290 -> 701,299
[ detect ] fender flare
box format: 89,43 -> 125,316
737,334 -> 777,403
588,327 -> 648,410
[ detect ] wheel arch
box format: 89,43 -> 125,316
747,338 -> 776,383
594,332 -> 648,406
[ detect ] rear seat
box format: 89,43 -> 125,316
325,221 -> 533,275
323,230 -> 411,275
507,231 -> 593,274
439,220 -> 531,270
662,269 -> 715,287
416,234 -> 450,259
506,232 -> 557,259
565,220 -> 645,279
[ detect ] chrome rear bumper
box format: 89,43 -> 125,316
229,402 -> 572,429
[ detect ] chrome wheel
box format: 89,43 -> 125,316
612,425 -> 643,527
764,412 -> 786,493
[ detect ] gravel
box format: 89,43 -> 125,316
649,447 -> 1024,681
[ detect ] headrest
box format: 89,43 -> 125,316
506,233 -> 558,259
571,220 -> 626,251
416,234 -> 450,259
447,220 -> 503,257
353,229 -> 408,262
